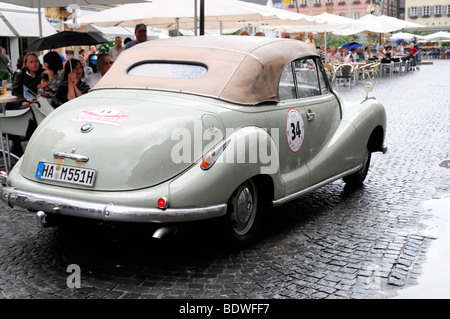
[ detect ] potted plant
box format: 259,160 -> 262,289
0,69 -> 10,81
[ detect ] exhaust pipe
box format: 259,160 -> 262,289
36,211 -> 47,229
152,226 -> 177,239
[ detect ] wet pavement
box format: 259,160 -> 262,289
0,59 -> 449,302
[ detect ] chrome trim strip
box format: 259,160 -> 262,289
53,152 -> 89,163
272,164 -> 363,206
0,187 -> 227,223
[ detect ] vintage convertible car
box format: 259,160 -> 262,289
0,36 -> 387,245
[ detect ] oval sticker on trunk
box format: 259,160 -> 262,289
72,108 -> 129,127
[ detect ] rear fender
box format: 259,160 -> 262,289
168,126 -> 283,208
344,99 -> 387,162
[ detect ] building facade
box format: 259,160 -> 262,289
282,0 -> 399,19
405,0 -> 450,30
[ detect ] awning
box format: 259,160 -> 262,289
86,24 -> 135,39
0,10 -> 56,37
0,15 -> 14,36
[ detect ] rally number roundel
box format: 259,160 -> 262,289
286,108 -> 305,153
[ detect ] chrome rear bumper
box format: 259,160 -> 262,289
0,184 -> 227,224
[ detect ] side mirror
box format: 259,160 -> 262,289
361,82 -> 375,103
364,82 -> 373,93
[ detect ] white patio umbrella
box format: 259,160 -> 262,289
388,32 -> 425,42
65,0 -> 323,34
422,31 -> 450,41
0,0 -> 147,37
331,14 -> 425,36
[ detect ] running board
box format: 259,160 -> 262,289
272,164 -> 363,206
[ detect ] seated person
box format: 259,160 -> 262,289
385,46 -> 392,59
356,47 -> 365,61
85,53 -> 113,89
344,47 -> 357,63
52,59 -> 90,108
8,52 -> 43,109
36,73 -> 55,100
5,52 -> 43,156
376,46 -> 386,59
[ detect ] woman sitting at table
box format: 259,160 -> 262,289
42,51 -> 63,97
52,58 -> 90,108
5,52 -> 44,156
385,46 -> 393,59
376,46 -> 386,59
340,48 -> 348,62
344,47 -> 357,62
9,52 -> 44,109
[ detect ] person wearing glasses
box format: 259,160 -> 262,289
85,53 -> 113,89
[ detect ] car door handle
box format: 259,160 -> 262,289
306,110 -> 315,121
53,152 -> 89,163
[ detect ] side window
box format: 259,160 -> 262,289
278,62 -> 296,101
294,58 -> 321,98
317,61 -> 329,95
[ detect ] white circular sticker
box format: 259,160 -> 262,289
286,108 -> 305,153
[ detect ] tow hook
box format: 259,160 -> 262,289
36,211 -> 48,229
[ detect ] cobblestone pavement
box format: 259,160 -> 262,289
0,60 -> 449,301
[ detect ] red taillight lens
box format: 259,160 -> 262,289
157,197 -> 169,209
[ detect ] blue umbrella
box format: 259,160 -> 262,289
342,42 -> 362,50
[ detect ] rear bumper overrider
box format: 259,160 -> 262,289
0,182 -> 227,224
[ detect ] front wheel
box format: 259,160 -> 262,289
343,150 -> 371,186
224,179 -> 266,246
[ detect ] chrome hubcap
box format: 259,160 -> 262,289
236,187 -> 253,225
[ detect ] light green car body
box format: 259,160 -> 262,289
0,36 -> 387,242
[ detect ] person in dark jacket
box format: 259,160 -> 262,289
6,52 -> 44,156
10,52 -> 43,109
52,58 -> 90,108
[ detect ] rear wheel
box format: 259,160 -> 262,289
343,149 -> 371,186
225,178 -> 266,246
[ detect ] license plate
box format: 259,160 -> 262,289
35,162 -> 96,187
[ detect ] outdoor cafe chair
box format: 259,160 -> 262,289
323,63 -> 336,84
380,59 -> 394,77
0,108 -> 33,173
335,63 -> 355,90
30,97 -> 55,125
355,62 -> 374,83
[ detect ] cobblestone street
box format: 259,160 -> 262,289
0,59 -> 449,301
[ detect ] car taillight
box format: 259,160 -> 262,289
157,197 -> 169,209
200,139 -> 230,170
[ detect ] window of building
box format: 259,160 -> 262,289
409,6 -> 418,18
422,6 -> 431,17
353,12 -> 361,19
435,5 -> 442,16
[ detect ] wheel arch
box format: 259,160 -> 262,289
367,125 -> 385,153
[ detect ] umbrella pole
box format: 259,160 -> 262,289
200,0 -> 204,36
194,0 -> 198,36
38,0 -> 43,38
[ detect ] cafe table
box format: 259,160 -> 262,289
0,95 -> 18,114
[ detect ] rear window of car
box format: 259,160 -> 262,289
128,62 -> 207,79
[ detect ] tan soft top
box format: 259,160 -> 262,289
96,35 -> 319,105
